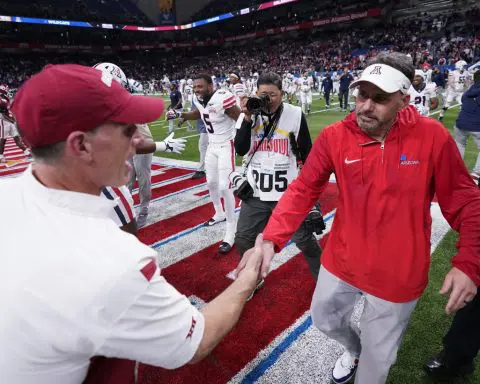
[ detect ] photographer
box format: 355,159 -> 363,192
233,72 -> 323,283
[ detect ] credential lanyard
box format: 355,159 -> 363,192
242,104 -> 283,176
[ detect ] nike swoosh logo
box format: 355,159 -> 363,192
345,158 -> 361,164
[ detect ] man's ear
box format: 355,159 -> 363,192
400,94 -> 411,109
65,131 -> 94,161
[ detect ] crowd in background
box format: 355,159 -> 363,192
0,13 -> 477,90
0,0 -> 477,90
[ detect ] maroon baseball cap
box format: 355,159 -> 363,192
12,64 -> 165,148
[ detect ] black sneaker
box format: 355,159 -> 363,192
424,350 -> 474,379
192,171 -> 206,180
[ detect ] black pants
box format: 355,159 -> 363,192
339,89 -> 349,110
234,197 -> 322,278
443,292 -> 480,367
324,91 -> 331,106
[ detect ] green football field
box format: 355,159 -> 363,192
149,95 -> 479,383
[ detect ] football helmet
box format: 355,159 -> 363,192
93,62 -> 128,88
0,84 -> 9,96
128,78 -> 143,93
455,60 -> 467,71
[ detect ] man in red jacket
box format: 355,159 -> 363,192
235,52 -> 480,384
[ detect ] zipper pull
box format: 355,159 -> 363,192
380,143 -> 385,150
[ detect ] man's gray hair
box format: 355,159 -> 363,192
15,124 -> 65,163
30,142 -> 66,163
366,52 -> 415,83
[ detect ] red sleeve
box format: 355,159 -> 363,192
223,95 -> 236,110
263,127 -> 334,251
434,131 -> 480,285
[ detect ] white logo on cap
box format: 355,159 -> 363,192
101,72 -> 113,87
369,66 -> 382,75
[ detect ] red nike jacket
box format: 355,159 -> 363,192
263,106 -> 480,302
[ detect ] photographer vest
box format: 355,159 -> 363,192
246,103 -> 302,201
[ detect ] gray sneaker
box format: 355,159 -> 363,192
136,212 -> 148,228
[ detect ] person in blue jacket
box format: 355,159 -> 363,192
322,74 -> 333,108
452,70 -> 480,180
424,72 -> 480,381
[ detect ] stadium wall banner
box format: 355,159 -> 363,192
0,8 -> 382,52
0,0 -> 301,31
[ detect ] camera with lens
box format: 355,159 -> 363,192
246,95 -> 271,114
229,172 -> 254,201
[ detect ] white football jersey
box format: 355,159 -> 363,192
179,79 -> 186,92
232,83 -> 246,105
449,70 -> 472,92
101,186 -> 135,227
246,104 -> 302,201
300,76 -> 313,92
184,84 -> 193,95
420,69 -> 432,84
232,83 -> 246,98
408,83 -> 437,116
251,78 -> 258,94
193,90 -> 237,144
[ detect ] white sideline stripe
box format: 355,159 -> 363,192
428,103 -> 460,116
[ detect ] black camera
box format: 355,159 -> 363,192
229,172 -> 254,201
246,95 -> 271,114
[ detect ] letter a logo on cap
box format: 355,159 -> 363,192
101,72 -> 113,87
369,66 -> 382,75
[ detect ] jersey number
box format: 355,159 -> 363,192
459,76 -> 466,84
202,113 -> 214,133
414,96 -> 426,106
252,170 -> 288,193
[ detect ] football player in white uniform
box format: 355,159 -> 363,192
127,78 -> 143,94
0,84 -> 31,164
408,71 -> 439,116
94,63 -> 186,228
420,63 -> 433,84
229,72 -> 247,106
286,73 -> 296,103
251,72 -> 259,95
299,72 -> 314,115
184,78 -> 194,108
333,71 -> 341,95
439,60 -> 472,121
166,74 -> 243,254
179,77 -> 187,105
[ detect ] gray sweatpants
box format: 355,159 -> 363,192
235,197 -> 322,277
197,132 -> 208,172
128,153 -> 152,213
311,266 -> 418,384
454,125 -> 480,174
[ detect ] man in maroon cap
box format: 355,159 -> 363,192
0,64 -> 264,384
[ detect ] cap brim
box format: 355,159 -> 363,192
110,94 -> 165,125
349,79 -> 399,94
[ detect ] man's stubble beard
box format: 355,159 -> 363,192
357,114 -> 395,139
